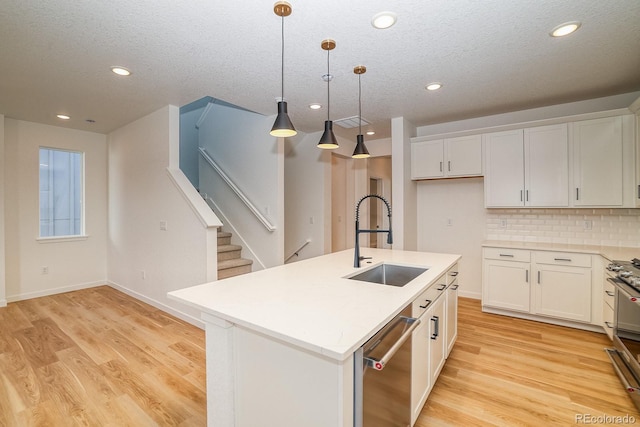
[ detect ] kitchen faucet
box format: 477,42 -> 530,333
354,194 -> 393,267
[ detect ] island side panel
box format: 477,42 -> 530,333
234,326 -> 354,427
203,313 -> 236,427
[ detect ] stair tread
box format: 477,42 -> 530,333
217,244 -> 242,253
217,231 -> 232,237
218,258 -> 253,269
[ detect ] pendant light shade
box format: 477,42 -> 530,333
352,65 -> 370,159
270,2 -> 297,138
318,120 -> 339,148
352,134 -> 370,158
317,39 -> 338,149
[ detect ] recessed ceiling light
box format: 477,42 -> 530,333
550,21 -> 581,37
111,66 -> 132,76
372,12 -> 397,29
425,82 -> 442,91
366,131 -> 376,136
56,114 -> 70,120
309,103 -> 322,110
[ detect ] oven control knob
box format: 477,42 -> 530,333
620,271 -> 633,278
608,264 -> 622,271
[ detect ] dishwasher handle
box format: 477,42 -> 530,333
364,316 -> 420,371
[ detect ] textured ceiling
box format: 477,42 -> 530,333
1,0 -> 639,139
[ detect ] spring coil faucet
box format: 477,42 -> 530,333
354,194 -> 393,267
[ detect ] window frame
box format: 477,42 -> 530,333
37,146 -> 86,241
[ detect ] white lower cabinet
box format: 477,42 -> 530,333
483,247 -> 594,324
411,264 -> 458,425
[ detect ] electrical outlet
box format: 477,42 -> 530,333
446,218 -> 453,226
310,216 -> 314,224
499,219 -> 508,229
160,221 -> 167,231
141,270 -> 146,279
41,266 -> 49,274
583,220 -> 593,230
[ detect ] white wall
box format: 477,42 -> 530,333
284,131 -> 331,262
0,115 -> 5,306
4,119 -> 107,301
417,178 -> 486,298
198,104 -> 284,268
367,156 -> 393,249
108,105 -> 211,324
392,117 -> 417,250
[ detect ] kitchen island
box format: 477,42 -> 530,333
169,248 -> 460,427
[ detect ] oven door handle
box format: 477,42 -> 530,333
605,348 -> 640,395
609,277 -> 640,304
364,316 -> 420,371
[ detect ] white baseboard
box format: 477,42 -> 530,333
107,280 -> 204,329
459,290 -> 481,300
0,299 -> 6,307
6,280 -> 105,303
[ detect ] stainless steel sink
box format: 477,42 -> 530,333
346,263 -> 428,287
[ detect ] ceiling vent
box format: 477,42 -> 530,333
334,115 -> 371,129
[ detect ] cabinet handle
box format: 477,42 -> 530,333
606,290 -> 615,297
576,188 -> 579,200
554,258 -> 572,262
605,321 -> 613,329
448,161 -> 451,172
419,299 -> 432,309
449,271 -> 459,277
526,190 -> 529,202
537,271 -> 541,284
526,269 -> 529,283
437,284 -> 446,291
499,254 -> 514,257
451,284 -> 459,290
440,161 -> 443,172
520,190 -> 523,202
430,315 -> 440,340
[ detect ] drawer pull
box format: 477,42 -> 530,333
449,271 -> 459,277
554,258 -> 572,262
499,254 -> 514,258
525,269 -> 529,283
606,291 -> 615,297
451,284 -> 459,290
419,299 -> 432,309
437,284 -> 446,291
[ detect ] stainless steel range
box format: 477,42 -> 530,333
605,259 -> 640,410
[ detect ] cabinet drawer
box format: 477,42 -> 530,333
413,280 -> 446,318
483,247 -> 530,262
604,276 -> 616,309
534,251 -> 591,267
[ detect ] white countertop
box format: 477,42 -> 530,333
482,240 -> 639,262
168,248 -> 460,361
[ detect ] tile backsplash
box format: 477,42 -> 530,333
486,209 -> 640,247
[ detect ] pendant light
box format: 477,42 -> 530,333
270,1 -> 297,138
317,39 -> 338,149
352,65 -> 370,159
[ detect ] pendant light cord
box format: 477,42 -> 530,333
326,48 -> 331,120
358,73 -> 362,135
280,15 -> 285,101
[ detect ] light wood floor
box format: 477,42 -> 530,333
1,288 -> 638,426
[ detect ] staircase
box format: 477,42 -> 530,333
217,229 -> 253,279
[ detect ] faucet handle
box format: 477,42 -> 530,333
359,256 -> 372,261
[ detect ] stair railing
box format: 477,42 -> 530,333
199,147 -> 276,232
285,239 -> 312,263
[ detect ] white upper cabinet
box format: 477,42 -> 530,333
484,124 -> 569,208
483,129 -> 525,207
411,135 -> 482,179
571,116 -> 623,207
524,124 -> 569,207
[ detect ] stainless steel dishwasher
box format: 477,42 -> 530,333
354,304 -> 420,427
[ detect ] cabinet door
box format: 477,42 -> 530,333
445,135 -> 482,177
483,129 -> 525,207
411,316 -> 430,425
572,116 -> 623,206
532,264 -> 592,322
524,124 -> 569,207
429,297 -> 446,382
411,140 -> 444,179
482,259 -> 530,312
445,282 -> 458,357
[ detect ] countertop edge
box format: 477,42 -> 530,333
482,240 -> 638,261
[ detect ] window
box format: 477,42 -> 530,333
39,147 -> 84,238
